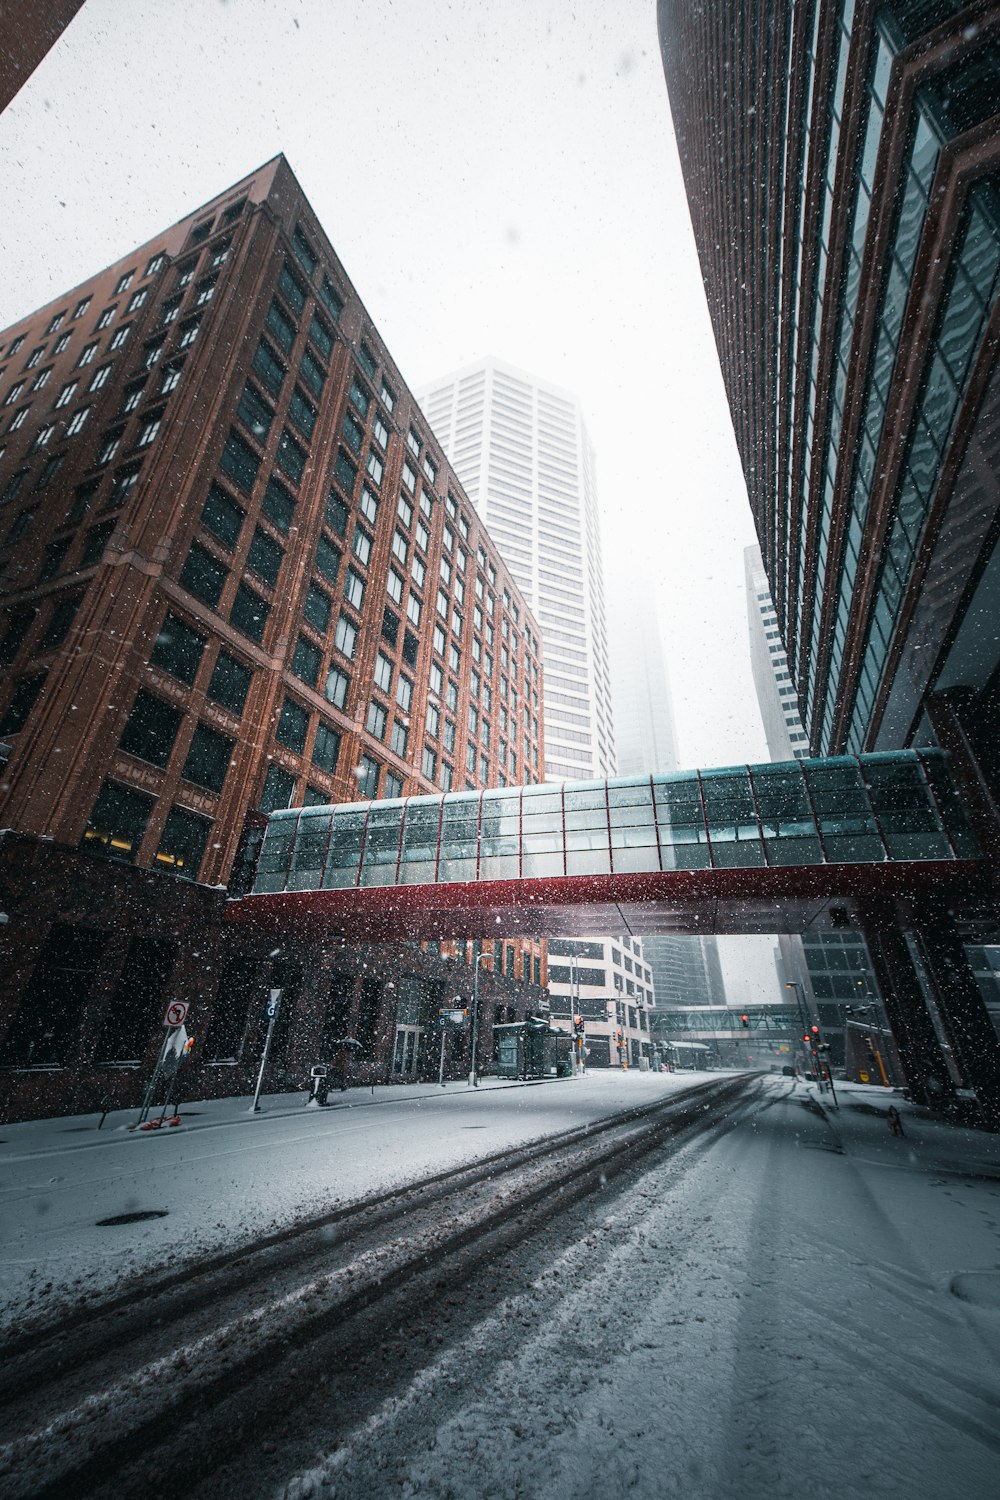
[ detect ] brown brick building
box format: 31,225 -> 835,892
0,157 -> 548,1121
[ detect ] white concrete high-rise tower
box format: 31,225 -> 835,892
418,357 -> 656,1067
418,357 -> 615,782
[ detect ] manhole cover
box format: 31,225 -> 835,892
96,1210 -> 169,1226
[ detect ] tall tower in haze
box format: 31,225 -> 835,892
418,357 -> 658,1067
609,594 -> 678,777
608,590 -> 725,1014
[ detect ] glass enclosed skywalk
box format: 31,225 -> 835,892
248,750 -> 977,897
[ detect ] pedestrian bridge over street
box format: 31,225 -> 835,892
225,750 -> 988,942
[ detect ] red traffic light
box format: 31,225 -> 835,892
804,1033 -> 811,1045
811,1025 -> 820,1036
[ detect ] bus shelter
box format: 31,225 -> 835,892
494,1017 -> 571,1080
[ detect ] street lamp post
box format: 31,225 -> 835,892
469,951 -> 490,1088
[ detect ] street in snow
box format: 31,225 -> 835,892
1,1072 -> 998,1500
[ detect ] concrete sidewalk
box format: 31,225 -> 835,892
0,1071 -> 572,1159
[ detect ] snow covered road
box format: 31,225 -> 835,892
2,1073 -> 999,1500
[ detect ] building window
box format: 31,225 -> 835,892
136,412 -> 160,446
230,582 -> 270,643
373,412 -> 388,448
160,360 -> 184,395
425,702 -> 440,738
264,475 -> 296,533
31,423 -> 56,450
396,674 -> 412,711
366,449 -> 384,485
252,338 -> 285,397
246,526 -> 283,588
151,612 -> 207,684
382,607 -> 399,646
237,381 -> 274,443
39,592 -> 83,650
109,324 -> 131,350
144,339 -> 166,368
119,688 -> 182,768
76,341 -> 97,368
80,519 -> 115,567
276,696 -> 309,753
325,666 -> 350,709
392,530 -> 408,565
309,313 -> 333,360
406,428 -> 420,457
115,271 -> 135,295
313,722 -> 341,773
31,365 -> 52,390
315,536 -> 341,585
220,427 -> 260,492
319,276 -> 343,322
181,723 -> 233,793
300,347 -> 325,396
289,387 -> 316,440
342,411 -> 363,454
208,650 -> 252,716
304,582 -> 331,633
34,453 -> 65,491
96,308 -> 116,330
127,288 -> 148,313
267,299 -> 296,354
72,296 -> 92,319
357,754 -> 379,797
352,527 -> 373,567
3,381 -> 24,406
82,781 -> 154,864
291,227 -> 317,278
260,763 -> 295,813
402,460 -> 417,494
387,568 -> 404,604
7,406 -> 29,432
398,493 -> 413,529
201,483 -> 245,549
360,484 -> 379,525
344,566 -> 366,609
374,651 -> 394,693
292,635 -> 321,688
335,613 -> 358,659
422,746 -> 437,781
53,380 -> 77,409
390,719 -> 408,757
278,262 -> 307,316
407,594 -> 422,627
367,700 -> 387,740
156,806 -> 211,877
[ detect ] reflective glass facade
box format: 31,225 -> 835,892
660,3 -> 1000,784
251,750 -> 977,895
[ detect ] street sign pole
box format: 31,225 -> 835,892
136,1031 -> 172,1127
439,1028 -> 447,1087
250,989 -> 282,1114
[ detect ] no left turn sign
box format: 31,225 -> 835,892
164,1000 -> 189,1028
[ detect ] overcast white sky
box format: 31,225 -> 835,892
0,0 -> 781,1000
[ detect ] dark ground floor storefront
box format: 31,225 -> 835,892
0,831 -> 548,1123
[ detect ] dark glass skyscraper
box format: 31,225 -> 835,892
659,3 -> 1000,795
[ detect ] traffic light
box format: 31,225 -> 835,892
740,1013 -> 750,1029
803,1033 -> 812,1046
573,1014 -> 585,1036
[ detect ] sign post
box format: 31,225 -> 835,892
135,1014 -> 190,1128
250,989 -> 282,1114
438,1005 -> 467,1088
